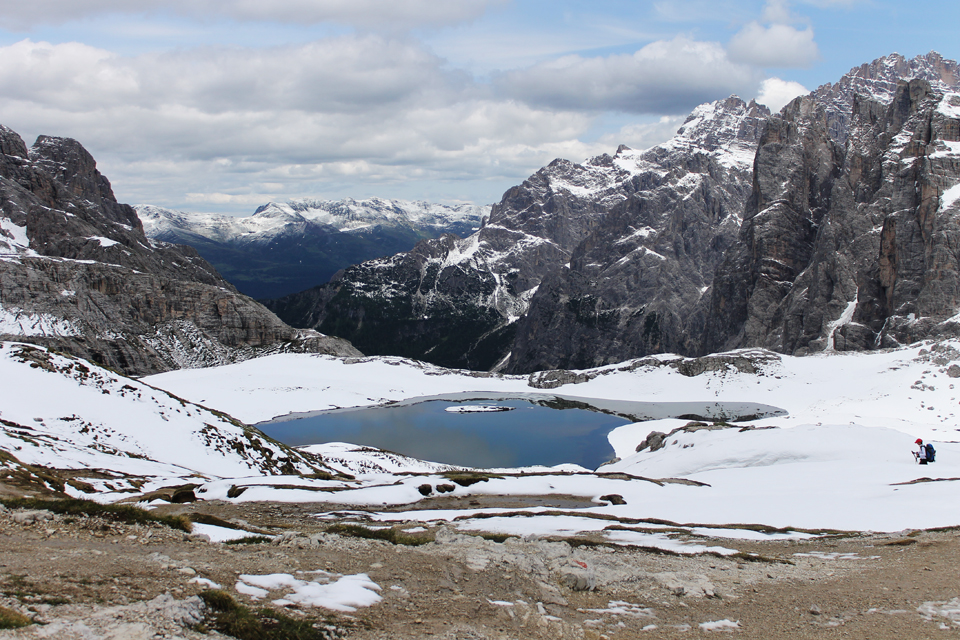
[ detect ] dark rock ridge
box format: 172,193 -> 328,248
0,126 -> 359,376
237,52 -> 960,372
139,199 -> 487,300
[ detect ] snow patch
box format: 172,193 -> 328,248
918,597 -> 960,628
0,218 -> 30,253
236,572 -> 381,612
445,404 -> 514,413
188,577 -> 222,589
825,293 -> 858,351
87,236 -> 120,248
942,182 -> 960,211
0,305 -> 81,337
938,94 -> 960,119
190,523 -> 266,543
699,619 -> 740,631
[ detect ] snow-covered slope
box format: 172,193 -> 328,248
140,338 -> 960,534
6,334 -> 960,534
144,340 -> 960,442
0,342 -> 329,496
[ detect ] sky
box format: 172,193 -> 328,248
0,0 -> 957,214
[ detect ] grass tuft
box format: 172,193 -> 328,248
727,551 -> 795,565
883,538 -> 918,546
189,513 -> 242,530
0,497 -> 192,533
476,532 -> 515,543
0,606 -> 32,630
199,590 -> 334,640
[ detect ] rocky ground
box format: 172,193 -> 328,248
1,483 -> 959,640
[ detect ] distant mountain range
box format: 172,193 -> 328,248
138,199 -> 488,299
264,51 -> 960,373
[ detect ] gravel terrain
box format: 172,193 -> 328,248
1,488 -> 958,639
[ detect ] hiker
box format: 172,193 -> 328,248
914,438 -> 936,464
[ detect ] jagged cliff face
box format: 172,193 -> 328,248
704,68 -> 960,355
254,52 -> 960,373
139,199 -> 487,300
0,126 -> 359,376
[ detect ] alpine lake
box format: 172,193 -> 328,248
257,393 -> 786,470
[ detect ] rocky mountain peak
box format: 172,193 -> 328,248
0,125 -> 29,160
636,95 -> 771,172
812,51 -> 960,143
250,202 -> 308,224
673,95 -> 772,152
29,135 -> 143,232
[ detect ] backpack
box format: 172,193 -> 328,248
925,443 -> 936,462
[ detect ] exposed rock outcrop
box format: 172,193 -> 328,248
0,126 -> 359,376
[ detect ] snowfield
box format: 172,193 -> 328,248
0,342 -> 326,496
4,338 -> 960,546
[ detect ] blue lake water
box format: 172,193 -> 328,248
259,398 -> 630,469
257,394 -> 787,470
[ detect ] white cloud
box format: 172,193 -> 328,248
728,0 -> 820,68
728,21 -> 819,68
0,32 -> 772,211
756,77 -> 809,111
495,36 -> 760,114
0,38 -> 464,115
597,116 -> 688,151
0,0 -> 507,30
761,0 -> 795,24
0,37 -> 605,208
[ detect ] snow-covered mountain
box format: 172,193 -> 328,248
268,52 -> 960,373
703,60 -> 960,355
138,199 -> 488,299
266,95 -> 770,370
811,50 -> 959,143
